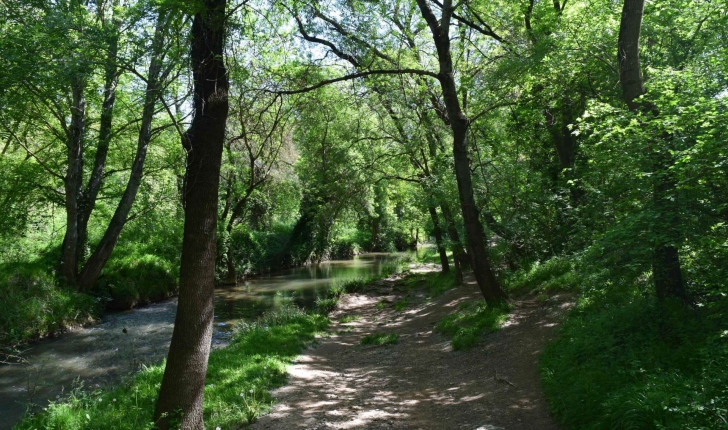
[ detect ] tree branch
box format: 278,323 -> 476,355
271,69 -> 439,95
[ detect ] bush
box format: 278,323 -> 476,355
224,223 -> 294,278
0,262 -> 98,346
98,254 -> 178,310
328,237 -> 360,260
504,256 -> 577,294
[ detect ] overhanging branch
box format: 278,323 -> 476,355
271,69 -> 439,95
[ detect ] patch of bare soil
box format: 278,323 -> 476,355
251,268 -> 573,430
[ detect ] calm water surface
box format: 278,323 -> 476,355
0,252 -> 411,429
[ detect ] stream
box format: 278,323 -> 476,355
0,252 -> 411,429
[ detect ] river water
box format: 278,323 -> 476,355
0,253 -> 408,429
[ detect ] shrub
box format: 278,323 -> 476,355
98,254 -> 178,310
504,256 -> 576,294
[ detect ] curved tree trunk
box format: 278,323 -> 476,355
153,0 -> 229,428
76,12 -> 168,292
77,9 -> 121,264
415,0 -> 507,303
618,0 -> 687,302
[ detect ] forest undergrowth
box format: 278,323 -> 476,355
522,256 -> 728,430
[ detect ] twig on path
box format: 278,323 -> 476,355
493,371 -> 517,388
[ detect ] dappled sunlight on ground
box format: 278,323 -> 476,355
252,272 -> 570,430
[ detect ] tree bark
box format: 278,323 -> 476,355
77,9 -> 121,262
440,202 -> 465,284
77,12 -> 168,292
618,0 -> 687,301
428,205 -> 450,272
154,0 -> 229,428
415,0 -> 507,303
61,76 -> 86,285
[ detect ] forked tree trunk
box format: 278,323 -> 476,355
154,0 -> 229,428
415,0 -> 507,303
61,77 -> 86,285
618,0 -> 687,302
77,8 -> 121,262
77,12 -> 168,292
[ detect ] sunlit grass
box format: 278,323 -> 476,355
360,332 -> 398,346
436,300 -> 510,350
14,306 -> 329,430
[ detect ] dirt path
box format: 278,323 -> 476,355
251,270 -> 572,430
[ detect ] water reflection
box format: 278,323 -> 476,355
213,253 -> 400,327
0,252 -> 410,430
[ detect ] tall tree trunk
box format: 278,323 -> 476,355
428,206 -> 450,272
77,8 -> 121,262
154,0 -> 229,427
618,0 -> 687,301
61,77 -> 86,285
77,12 -> 168,292
415,0 -> 507,303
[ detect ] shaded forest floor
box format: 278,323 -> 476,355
251,267 -> 573,430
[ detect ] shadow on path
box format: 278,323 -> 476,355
252,273 -> 572,430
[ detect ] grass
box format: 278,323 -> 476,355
436,300 -> 511,350
393,298 -> 409,311
339,315 -> 359,323
516,254 -> 728,430
360,332 -> 399,346
0,262 -> 98,347
403,271 -> 459,298
504,257 -> 577,295
541,294 -> 728,430
14,306 -> 329,430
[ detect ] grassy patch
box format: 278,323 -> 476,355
504,257 -> 577,295
0,262 -> 98,347
393,298 -> 409,311
436,300 -> 510,350
360,332 -> 399,346
314,296 -> 339,315
14,306 -> 329,429
404,271 -> 458,298
541,295 -> 728,430
339,315 -> 359,323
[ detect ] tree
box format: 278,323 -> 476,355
414,0 -> 507,302
618,0 -> 687,301
153,0 -> 229,427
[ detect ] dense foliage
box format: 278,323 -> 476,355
1,0 -> 727,427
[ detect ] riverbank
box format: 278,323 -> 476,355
1,253 -> 413,430
10,261 -> 573,430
